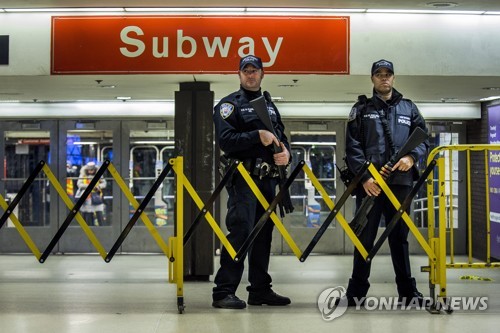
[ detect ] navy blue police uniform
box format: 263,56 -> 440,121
345,86 -> 429,303
212,84 -> 291,307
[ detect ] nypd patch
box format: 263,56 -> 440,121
220,102 -> 235,119
348,107 -> 357,122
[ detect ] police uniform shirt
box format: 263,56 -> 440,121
213,86 -> 290,164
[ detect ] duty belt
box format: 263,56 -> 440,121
242,158 -> 280,179
219,156 -> 281,179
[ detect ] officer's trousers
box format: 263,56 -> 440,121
212,174 -> 278,301
346,185 -> 419,298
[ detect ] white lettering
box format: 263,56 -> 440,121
378,297 -> 392,310
478,297 -> 488,310
238,37 -> 255,57
450,297 -> 461,310
177,30 -> 196,58
120,26 -> 145,57
359,297 -> 373,310
262,37 -> 283,67
119,27 -> 282,65
202,36 -> 232,57
461,296 -> 478,310
405,297 -> 421,310
152,37 -> 169,58
398,118 -> 411,126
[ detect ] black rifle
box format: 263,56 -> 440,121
348,127 -> 428,236
366,159 -> 436,263
250,93 -> 294,217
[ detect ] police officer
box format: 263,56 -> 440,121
343,59 -> 429,306
212,55 -> 291,309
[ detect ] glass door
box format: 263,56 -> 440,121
58,120 -> 120,253
0,121 -> 58,253
277,120 -> 347,255
120,120 -> 175,252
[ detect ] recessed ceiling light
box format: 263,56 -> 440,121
116,96 -> 131,100
100,85 -> 116,89
482,87 -> 500,91
425,2 -> 458,8
440,97 -> 459,102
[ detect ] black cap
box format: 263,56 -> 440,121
239,55 -> 263,70
371,59 -> 394,75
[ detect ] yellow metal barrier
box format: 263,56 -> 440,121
0,160 -> 187,312
0,161 -> 174,262
368,163 -> 436,261
302,164 -> 368,259
175,157 -> 370,265
1,154 -> 454,314
426,145 -> 500,311
0,193 -> 41,259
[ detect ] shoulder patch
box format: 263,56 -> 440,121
220,102 -> 235,119
348,107 -> 357,122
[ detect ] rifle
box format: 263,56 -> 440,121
365,159 -> 436,262
250,93 -> 294,217
348,127 -> 428,236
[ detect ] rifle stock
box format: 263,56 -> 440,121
348,127 -> 428,236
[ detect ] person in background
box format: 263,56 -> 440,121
76,161 -> 107,226
211,55 -> 292,309
342,59 -> 429,307
66,161 -> 78,201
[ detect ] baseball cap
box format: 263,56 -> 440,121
371,59 -> 394,75
239,55 -> 263,70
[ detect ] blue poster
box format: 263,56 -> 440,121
488,104 -> 500,259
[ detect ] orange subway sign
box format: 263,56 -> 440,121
51,16 -> 349,75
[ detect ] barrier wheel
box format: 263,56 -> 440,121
177,297 -> 185,314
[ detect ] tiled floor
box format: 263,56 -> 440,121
0,254 -> 498,333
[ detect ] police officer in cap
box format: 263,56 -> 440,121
342,59 -> 429,307
212,55 -> 291,309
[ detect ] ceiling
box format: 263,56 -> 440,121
1,1 -> 500,104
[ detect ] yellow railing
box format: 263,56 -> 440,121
425,145 -> 500,308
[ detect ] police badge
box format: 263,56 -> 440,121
220,102 -> 235,119
348,107 -> 357,122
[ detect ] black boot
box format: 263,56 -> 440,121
248,290 -> 291,306
397,278 -> 425,307
212,294 -> 247,309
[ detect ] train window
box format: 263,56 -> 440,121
3,130 -> 51,227
67,130 -> 113,227
129,130 -> 174,227
289,131 -> 337,229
